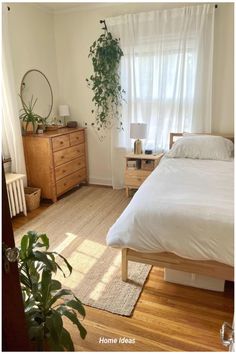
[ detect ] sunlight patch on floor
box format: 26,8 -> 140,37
88,253 -> 120,301
53,232 -> 77,254
56,239 -> 108,288
78,239 -> 107,258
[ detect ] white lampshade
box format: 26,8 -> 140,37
59,105 -> 70,117
130,123 -> 147,139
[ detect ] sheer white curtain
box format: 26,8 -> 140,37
2,5 -> 26,175
106,4 -> 215,188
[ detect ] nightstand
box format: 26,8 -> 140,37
125,153 -> 164,197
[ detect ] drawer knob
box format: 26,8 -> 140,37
64,182 -> 67,186
138,178 -> 142,181
76,137 -> 79,140
62,170 -> 66,173
61,156 -> 64,159
60,141 -> 63,145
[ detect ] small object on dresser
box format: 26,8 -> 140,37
145,149 -> 153,154
67,121 -> 78,128
46,124 -> 59,131
37,128 -> 44,134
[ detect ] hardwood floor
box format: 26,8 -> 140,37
12,186 -> 234,352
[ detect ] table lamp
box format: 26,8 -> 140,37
130,123 -> 147,154
59,105 -> 70,126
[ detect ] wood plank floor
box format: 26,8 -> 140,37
12,186 -> 234,352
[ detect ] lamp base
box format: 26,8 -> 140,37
134,139 -> 142,154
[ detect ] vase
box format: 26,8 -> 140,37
22,122 -> 38,135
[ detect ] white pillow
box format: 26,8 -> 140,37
166,135 -> 233,161
182,133 -> 234,156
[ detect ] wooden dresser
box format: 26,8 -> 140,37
23,128 -> 88,202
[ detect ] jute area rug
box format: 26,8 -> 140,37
14,186 -> 151,316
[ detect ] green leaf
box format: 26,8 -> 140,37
38,233 -> 49,250
33,251 -> 57,272
65,298 -> 86,317
48,289 -> 72,308
45,311 -> 63,346
20,272 -> 31,288
57,307 -> 87,339
60,327 -> 74,351
41,269 -> 52,307
50,279 -> 62,291
20,234 -> 29,259
51,252 -> 73,276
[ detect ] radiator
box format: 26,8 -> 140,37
5,173 -> 27,217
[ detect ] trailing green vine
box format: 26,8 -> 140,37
86,30 -> 125,134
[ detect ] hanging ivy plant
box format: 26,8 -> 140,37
86,30 -> 125,133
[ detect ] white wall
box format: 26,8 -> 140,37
8,4 -> 60,118
8,3 -> 234,186
212,3 -> 234,133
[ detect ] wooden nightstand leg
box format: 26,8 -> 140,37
125,187 -> 129,197
122,248 -> 128,282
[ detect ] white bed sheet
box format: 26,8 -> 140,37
106,157 -> 234,266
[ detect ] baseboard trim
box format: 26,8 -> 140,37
88,177 -> 112,187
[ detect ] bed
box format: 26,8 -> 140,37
106,133 -> 234,282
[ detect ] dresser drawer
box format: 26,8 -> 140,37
53,144 -> 85,167
55,157 -> 85,181
52,134 -> 70,151
70,131 -> 85,146
56,168 -> 86,195
125,170 -> 150,187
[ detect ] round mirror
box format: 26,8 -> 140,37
20,69 -> 53,120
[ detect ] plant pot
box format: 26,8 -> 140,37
22,122 -> 38,134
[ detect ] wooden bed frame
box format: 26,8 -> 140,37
122,132 -> 234,282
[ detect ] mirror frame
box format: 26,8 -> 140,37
20,69 -> 53,119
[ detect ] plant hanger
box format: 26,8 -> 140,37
100,19 -> 107,31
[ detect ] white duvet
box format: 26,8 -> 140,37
106,157 -> 234,266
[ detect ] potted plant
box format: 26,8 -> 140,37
19,96 -> 43,134
86,30 -> 125,134
19,231 -> 87,351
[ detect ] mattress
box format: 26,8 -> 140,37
106,157 -> 234,266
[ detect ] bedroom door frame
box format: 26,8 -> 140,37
2,164 -> 30,350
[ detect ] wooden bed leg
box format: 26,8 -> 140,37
122,248 -> 128,282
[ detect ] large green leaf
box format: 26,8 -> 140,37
49,251 -> 73,276
65,299 -> 86,318
33,251 -> 57,272
41,270 -> 52,308
34,233 -> 49,250
20,234 -> 29,259
48,289 -> 72,308
57,307 -> 87,339
27,231 -> 38,254
45,311 -> 63,348
38,233 -> 49,250
60,328 -> 74,351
